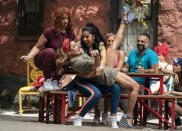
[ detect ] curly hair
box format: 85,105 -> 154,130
51,7 -> 74,36
56,47 -> 70,76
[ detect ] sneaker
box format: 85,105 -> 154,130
52,80 -> 60,90
102,113 -> 108,125
93,112 -> 100,125
73,115 -> 83,126
43,79 -> 54,91
107,116 -> 118,128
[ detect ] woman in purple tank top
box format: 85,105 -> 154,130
20,7 -> 75,80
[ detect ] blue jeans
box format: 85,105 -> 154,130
74,80 -> 120,117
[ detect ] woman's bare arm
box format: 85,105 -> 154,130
96,43 -> 107,76
20,34 -> 47,61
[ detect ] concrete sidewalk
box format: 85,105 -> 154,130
0,109 -> 167,131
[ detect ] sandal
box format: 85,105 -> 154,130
119,114 -> 134,128
122,6 -> 136,24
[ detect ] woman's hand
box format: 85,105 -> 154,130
59,74 -> 76,88
20,55 -> 31,62
114,68 -> 121,72
90,50 -> 99,57
137,66 -> 144,73
96,66 -> 104,76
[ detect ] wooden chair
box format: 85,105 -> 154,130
19,58 -> 43,114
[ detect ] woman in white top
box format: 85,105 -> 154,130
150,44 -> 175,94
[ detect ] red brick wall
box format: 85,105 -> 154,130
0,0 -> 110,75
158,0 -> 182,60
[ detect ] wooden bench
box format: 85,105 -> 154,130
39,90 -> 182,131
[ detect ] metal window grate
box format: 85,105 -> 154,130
18,0 -> 44,37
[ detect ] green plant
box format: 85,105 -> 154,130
137,0 -> 150,29
125,0 -> 155,29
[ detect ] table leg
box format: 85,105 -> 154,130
159,76 -> 163,129
171,99 -> 175,131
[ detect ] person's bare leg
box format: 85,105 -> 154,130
107,18 -> 126,68
115,72 -> 139,124
169,102 -> 182,115
151,82 -> 160,94
104,98 -> 110,114
102,98 -> 110,124
93,103 -> 100,124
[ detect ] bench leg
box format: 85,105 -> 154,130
39,96 -> 44,122
53,94 -> 58,124
159,99 -> 163,129
134,101 -> 138,125
58,95 -> 61,124
143,99 -> 148,126
139,99 -> 144,126
46,92 -> 50,124
164,100 -> 169,129
61,95 -> 66,124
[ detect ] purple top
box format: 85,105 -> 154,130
40,27 -> 75,50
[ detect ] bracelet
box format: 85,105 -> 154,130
121,19 -> 128,25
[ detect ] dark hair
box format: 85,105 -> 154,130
81,22 -> 106,55
139,33 -> 150,41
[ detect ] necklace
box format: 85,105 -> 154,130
60,33 -> 66,42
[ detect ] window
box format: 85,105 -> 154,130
18,0 -> 43,39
